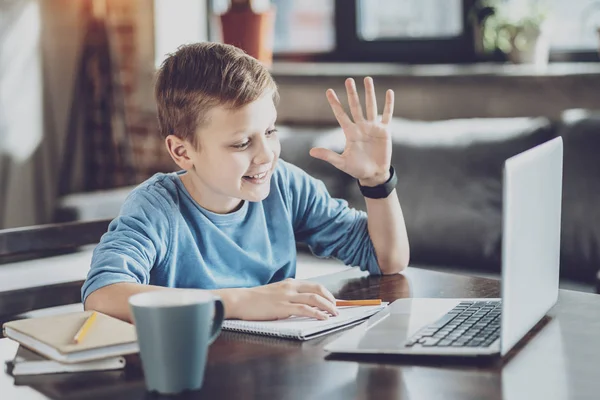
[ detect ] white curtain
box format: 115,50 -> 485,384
0,0 -> 45,228
0,0 -> 85,229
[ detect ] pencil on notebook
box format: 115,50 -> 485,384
73,311 -> 97,344
335,299 -> 382,307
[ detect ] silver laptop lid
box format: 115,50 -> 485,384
500,137 -> 563,356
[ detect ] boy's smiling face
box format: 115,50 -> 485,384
168,93 -> 280,214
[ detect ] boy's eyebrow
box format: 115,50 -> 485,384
228,118 -> 277,137
231,114 -> 277,136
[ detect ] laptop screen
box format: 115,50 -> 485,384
500,137 -> 563,356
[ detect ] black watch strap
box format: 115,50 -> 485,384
357,166 -> 397,199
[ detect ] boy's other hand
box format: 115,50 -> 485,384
233,278 -> 339,321
310,77 -> 395,187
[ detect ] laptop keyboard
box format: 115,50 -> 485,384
405,301 -> 501,348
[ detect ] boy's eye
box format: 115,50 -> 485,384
232,129 -> 276,149
232,140 -> 250,149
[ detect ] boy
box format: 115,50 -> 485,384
82,42 -> 410,322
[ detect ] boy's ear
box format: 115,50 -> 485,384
165,135 -> 195,170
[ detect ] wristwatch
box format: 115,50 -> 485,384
357,166 -> 397,199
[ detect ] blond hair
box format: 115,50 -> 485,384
155,42 -> 278,147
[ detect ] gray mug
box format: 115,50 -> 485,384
129,290 -> 224,395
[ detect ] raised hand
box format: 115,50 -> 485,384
310,77 -> 395,187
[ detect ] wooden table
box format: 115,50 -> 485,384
2,267 -> 599,400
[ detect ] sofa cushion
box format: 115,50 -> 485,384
558,110 -> 600,281
298,117 -> 555,272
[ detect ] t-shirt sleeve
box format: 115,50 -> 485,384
80,189 -> 173,303
283,162 -> 381,275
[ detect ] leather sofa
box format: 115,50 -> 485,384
279,110 -> 600,292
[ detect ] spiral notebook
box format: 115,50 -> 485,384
222,304 -> 387,340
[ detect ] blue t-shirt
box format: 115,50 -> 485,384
81,160 -> 380,303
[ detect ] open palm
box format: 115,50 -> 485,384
310,77 -> 395,186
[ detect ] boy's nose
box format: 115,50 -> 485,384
253,137 -> 275,165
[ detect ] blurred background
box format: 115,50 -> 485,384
1,0 -> 600,291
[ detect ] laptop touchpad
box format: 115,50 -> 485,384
357,299 -> 459,351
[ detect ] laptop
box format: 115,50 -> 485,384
325,137 -> 563,357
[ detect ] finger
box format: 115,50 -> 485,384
345,78 -> 365,123
294,281 -> 337,305
364,77 -> 377,121
288,304 -> 329,320
290,293 -> 339,316
309,147 -> 345,171
381,89 -> 395,125
326,89 -> 353,130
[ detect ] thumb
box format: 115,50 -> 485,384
309,147 -> 345,171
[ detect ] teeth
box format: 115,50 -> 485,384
250,171 -> 267,179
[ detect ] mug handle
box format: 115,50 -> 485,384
208,297 -> 225,345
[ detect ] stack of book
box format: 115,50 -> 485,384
2,311 -> 138,376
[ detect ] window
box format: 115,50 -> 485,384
158,0 -> 475,63
357,0 -> 464,41
153,0 -> 599,65
333,0 -> 476,63
272,0 -> 335,53
545,0 -> 600,51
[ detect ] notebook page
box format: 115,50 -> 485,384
222,304 -> 387,340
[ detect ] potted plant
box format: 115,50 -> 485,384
472,0 -> 549,65
218,0 -> 276,67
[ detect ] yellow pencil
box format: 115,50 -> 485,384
73,311 -> 97,344
335,299 -> 382,307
